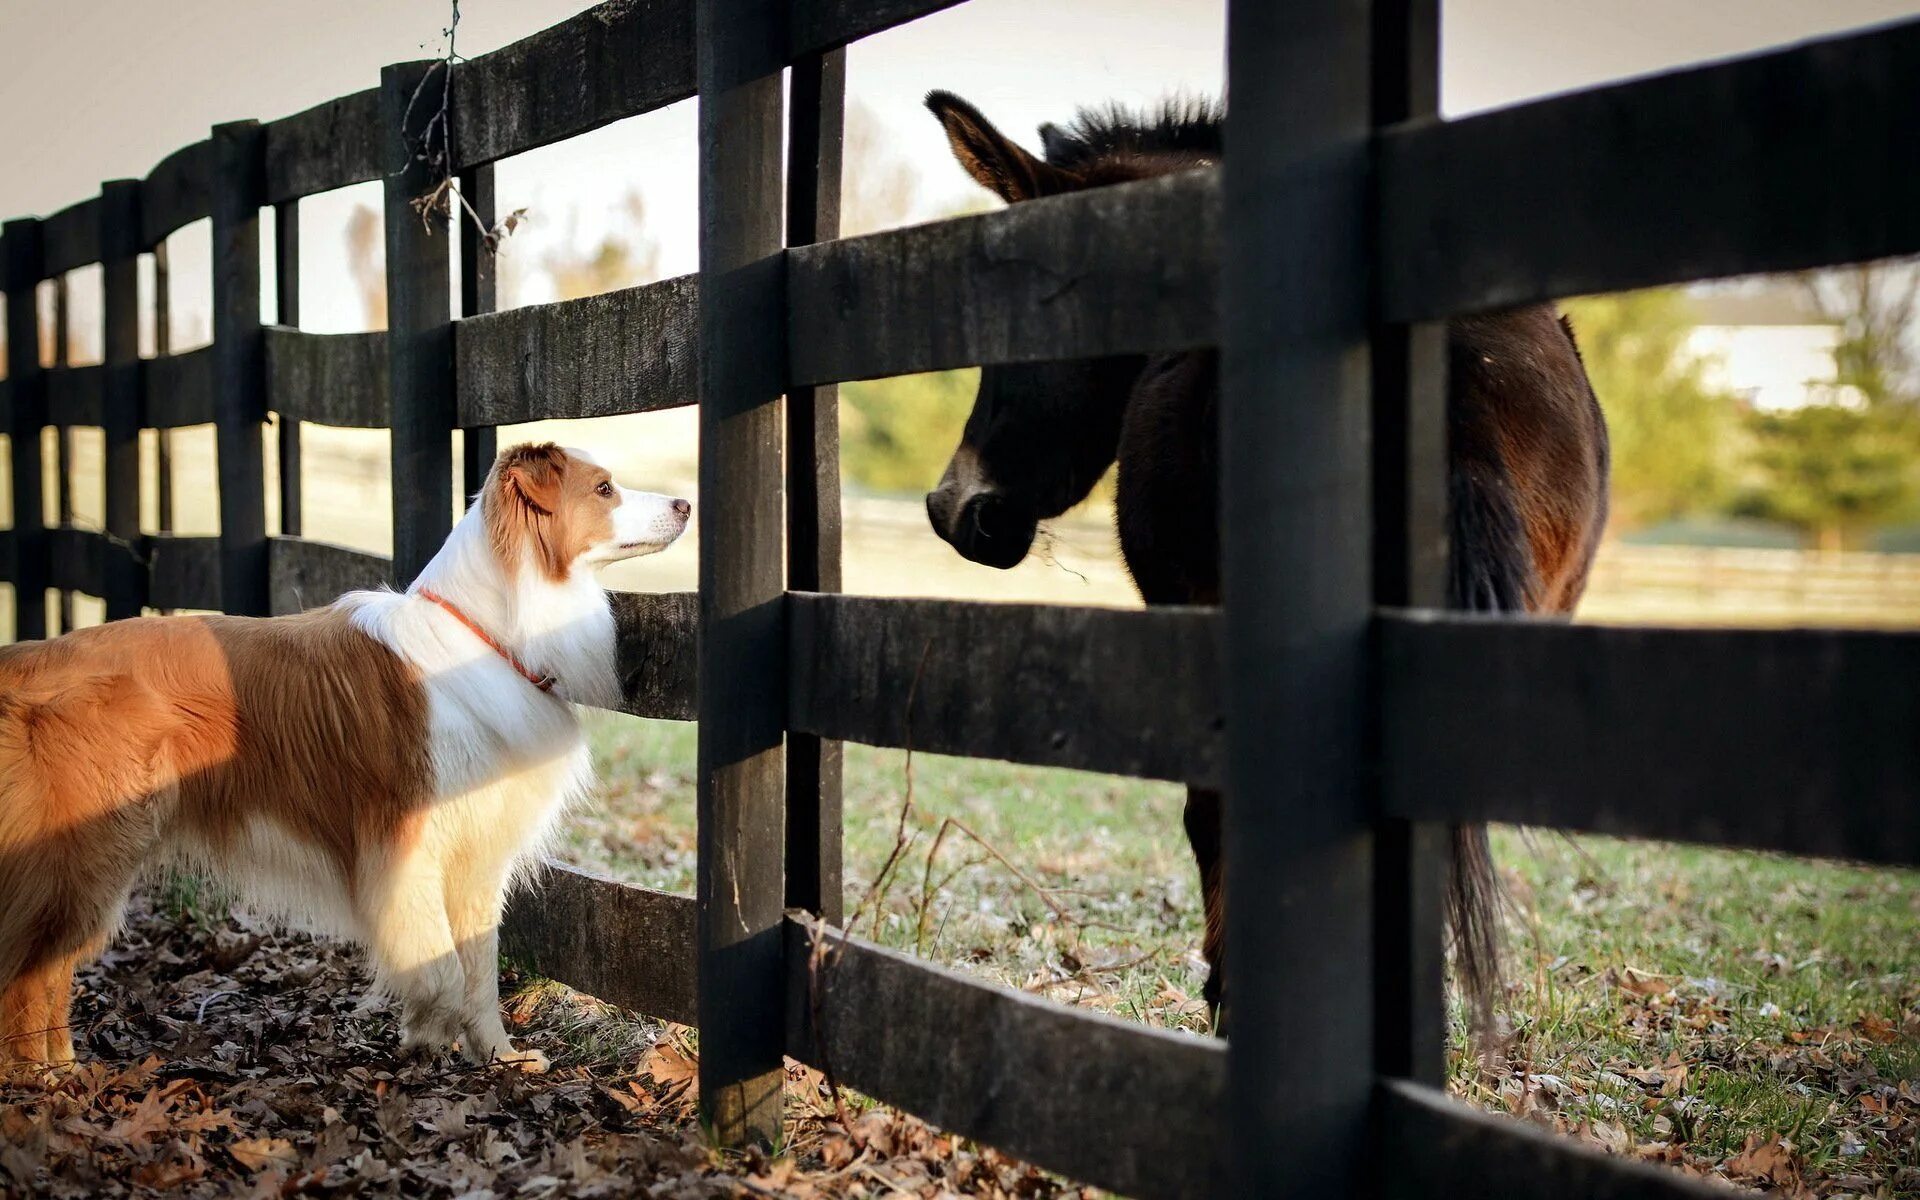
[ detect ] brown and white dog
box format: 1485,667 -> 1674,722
0,443 -> 689,1074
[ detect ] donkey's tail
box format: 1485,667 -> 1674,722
1444,464 -> 1530,1041
1446,823 -> 1504,1039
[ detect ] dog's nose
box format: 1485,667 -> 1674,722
672,498 -> 691,517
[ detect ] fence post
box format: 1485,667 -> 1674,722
382,60 -> 456,587
694,0 -> 789,1148
1370,0 -> 1449,1089
153,238 -> 175,543
211,119 -> 269,617
458,163 -> 497,501
1220,1 -> 1376,1195
3,218 -> 48,640
275,199 -> 302,537
100,179 -> 145,621
784,46 -> 846,925
52,273 -> 72,633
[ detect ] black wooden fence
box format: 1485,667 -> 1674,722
3,2 -> 1917,1196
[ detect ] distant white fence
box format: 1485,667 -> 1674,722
1583,544 -> 1920,625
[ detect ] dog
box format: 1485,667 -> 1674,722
0,442 -> 689,1074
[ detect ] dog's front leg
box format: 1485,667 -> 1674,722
361,854 -> 470,1055
447,874 -> 546,1073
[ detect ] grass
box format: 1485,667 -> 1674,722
559,710 -> 1920,1194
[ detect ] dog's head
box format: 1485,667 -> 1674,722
484,443 -> 690,580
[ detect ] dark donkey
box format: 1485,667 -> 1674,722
920,92 -> 1611,1028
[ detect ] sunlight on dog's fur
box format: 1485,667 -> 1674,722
0,444 -> 689,1077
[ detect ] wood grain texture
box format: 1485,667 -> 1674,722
1379,1081 -> 1727,1199
786,914 -> 1223,1200
47,527 -> 107,597
266,536 -> 391,615
1378,17 -> 1920,319
101,178 -> 146,618
4,218 -> 48,638
265,326 -> 390,427
211,120 -> 270,617
263,88 -> 382,204
142,347 -> 216,428
145,534 -> 221,612
382,61 -> 456,588
788,592 -> 1223,785
449,0 -> 695,171
789,0 -> 967,57
787,169 -> 1218,385
41,196 -> 102,276
1378,614 -> 1920,866
140,141 -> 212,249
500,864 -> 697,1027
454,274 -> 697,427
610,590 -> 698,721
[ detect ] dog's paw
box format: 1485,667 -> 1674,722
496,1046 -> 550,1074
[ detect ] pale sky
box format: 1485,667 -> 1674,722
4,0 -> 1920,342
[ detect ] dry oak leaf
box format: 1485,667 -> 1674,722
228,1136 -> 300,1172
1726,1134 -> 1798,1186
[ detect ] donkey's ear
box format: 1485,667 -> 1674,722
925,90 -> 1078,203
499,443 -> 566,515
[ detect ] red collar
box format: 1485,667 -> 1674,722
416,588 -> 557,693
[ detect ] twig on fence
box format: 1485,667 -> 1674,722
396,0 -> 528,253
845,639 -> 934,941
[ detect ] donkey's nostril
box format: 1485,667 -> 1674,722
671,498 -> 691,517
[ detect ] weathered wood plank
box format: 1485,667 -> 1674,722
789,0 -> 967,58
784,46 -> 846,925
788,593 -> 1222,785
266,536 -> 391,615
787,169 -> 1218,384
499,864 -> 697,1027
41,196 -> 102,276
211,120 -> 270,617
1378,614 -> 1920,866
264,326 -> 390,428
101,178 -> 146,618
1219,2 -> 1376,1194
4,218 -> 48,638
449,0 -> 695,171
785,914 -> 1223,1200
454,274 -> 697,427
45,365 -> 104,427
47,527 -> 107,596
146,534 -> 221,611
263,88 -> 381,204
610,590 -> 698,721
141,141 -> 212,248
0,531 -> 13,581
1379,17 -> 1920,320
142,346 -> 216,428
694,0 -> 788,1148
383,61 -> 456,588
1379,1081 -> 1726,1200
457,163 -> 498,502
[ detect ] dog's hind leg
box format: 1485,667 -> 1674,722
360,849 -> 470,1056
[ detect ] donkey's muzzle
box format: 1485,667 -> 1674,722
926,488 -> 1035,570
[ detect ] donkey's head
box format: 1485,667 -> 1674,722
921,91 -> 1220,569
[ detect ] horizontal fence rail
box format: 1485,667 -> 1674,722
1379,18 -> 1920,319
788,592 -> 1222,784
1379,613 -> 1920,865
499,864 -> 698,1027
785,913 -> 1223,1200
265,327 -> 390,427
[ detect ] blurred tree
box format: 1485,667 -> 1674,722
1561,289 -> 1736,528
534,191 -> 661,301
1802,262 -> 1920,408
1736,403 -> 1920,552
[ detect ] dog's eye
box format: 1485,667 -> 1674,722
595,481 -> 614,498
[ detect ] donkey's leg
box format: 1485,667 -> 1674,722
361,851 -> 469,1055
1183,786 -> 1227,1033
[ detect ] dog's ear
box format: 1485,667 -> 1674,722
498,443 -> 567,515
926,90 -> 1080,203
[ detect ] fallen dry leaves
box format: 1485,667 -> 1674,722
0,894 -> 1089,1199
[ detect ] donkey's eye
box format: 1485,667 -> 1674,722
595,481 -> 615,498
